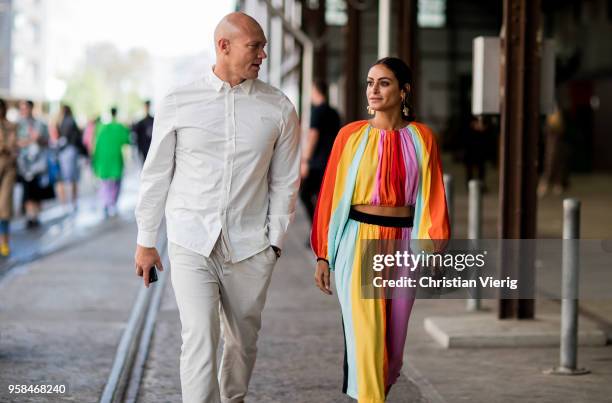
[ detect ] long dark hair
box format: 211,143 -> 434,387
0,99 -> 6,119
372,57 -> 416,122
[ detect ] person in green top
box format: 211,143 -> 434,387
93,107 -> 130,217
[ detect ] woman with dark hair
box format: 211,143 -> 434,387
311,57 -> 450,402
0,99 -> 18,256
56,104 -> 82,209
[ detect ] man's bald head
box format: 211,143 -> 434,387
213,12 -> 267,85
214,12 -> 264,47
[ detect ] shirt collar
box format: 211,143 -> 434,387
208,65 -> 254,95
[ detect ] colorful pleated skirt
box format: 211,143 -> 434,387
334,216 -> 416,403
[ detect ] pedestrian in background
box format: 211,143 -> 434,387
82,116 -> 100,157
93,107 -> 130,217
538,104 -> 569,196
299,80 -> 340,223
463,114 -> 490,191
16,100 -> 54,229
0,99 -> 18,256
55,104 -> 82,210
132,100 -> 154,164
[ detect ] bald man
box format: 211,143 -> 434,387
134,12 -> 300,403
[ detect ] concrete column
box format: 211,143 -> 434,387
378,0 -> 391,59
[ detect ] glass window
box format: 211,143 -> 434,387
325,0 -> 347,26
418,0 -> 446,28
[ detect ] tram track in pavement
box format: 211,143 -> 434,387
0,164 -> 171,403
100,233 -> 169,403
0,209 -> 145,403
0,165 -> 171,403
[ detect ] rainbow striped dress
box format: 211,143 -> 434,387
311,120 -> 450,403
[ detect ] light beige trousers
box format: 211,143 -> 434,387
169,235 -> 277,403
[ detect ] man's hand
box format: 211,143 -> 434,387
271,245 -> 282,258
134,245 -> 164,288
314,260 -> 332,295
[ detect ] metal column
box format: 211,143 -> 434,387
498,0 -> 542,319
397,0 -> 418,116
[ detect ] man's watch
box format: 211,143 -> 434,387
271,245 -> 282,258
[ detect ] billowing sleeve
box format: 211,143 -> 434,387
411,122 -> 450,250
310,121 -> 364,267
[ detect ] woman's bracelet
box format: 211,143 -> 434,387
316,257 -> 329,264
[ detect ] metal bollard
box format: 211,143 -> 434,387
545,198 -> 589,375
466,180 -> 482,311
443,174 -> 454,239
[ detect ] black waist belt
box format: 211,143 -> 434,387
348,207 -> 414,228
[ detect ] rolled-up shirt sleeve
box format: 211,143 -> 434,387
135,93 -> 177,247
267,103 -> 300,249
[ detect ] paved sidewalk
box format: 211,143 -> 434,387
0,219 -> 141,402
404,298 -> 612,403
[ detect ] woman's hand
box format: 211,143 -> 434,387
314,260 -> 332,295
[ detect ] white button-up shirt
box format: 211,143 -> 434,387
135,67 -> 300,262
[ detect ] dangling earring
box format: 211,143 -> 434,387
402,93 -> 410,117
367,106 -> 375,115
403,104 -> 410,117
